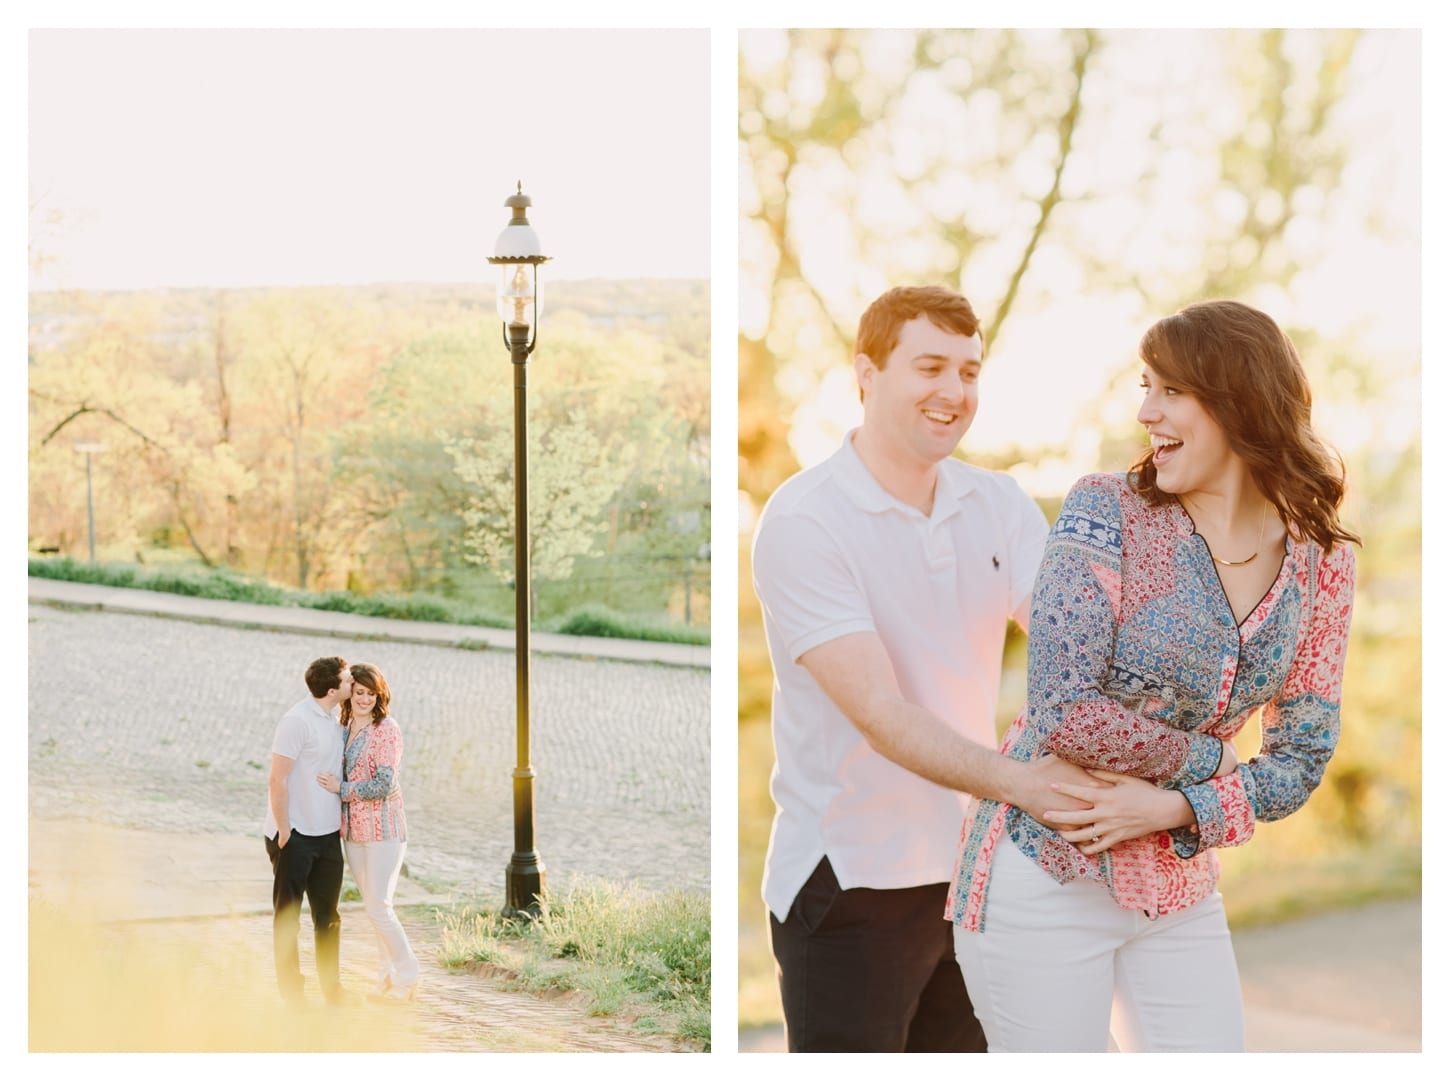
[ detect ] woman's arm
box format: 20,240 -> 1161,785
340,723 -> 403,802
1040,545 -> 1353,856
1163,543 -> 1356,857
1026,475 -> 1228,787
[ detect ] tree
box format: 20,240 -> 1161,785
444,327 -> 652,589
27,279 -> 710,629
29,294 -> 216,557
229,289 -> 382,588
738,28 -> 1099,504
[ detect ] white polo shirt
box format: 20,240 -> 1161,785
262,696 -> 345,838
751,432 -> 1047,920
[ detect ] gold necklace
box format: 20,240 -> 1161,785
1186,497 -> 1269,567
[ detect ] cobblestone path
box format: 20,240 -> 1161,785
28,604 -> 710,896
28,603 -> 710,1052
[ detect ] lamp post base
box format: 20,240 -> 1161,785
503,855 -> 546,920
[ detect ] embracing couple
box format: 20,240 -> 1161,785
262,656 -> 420,1006
752,285 -> 1358,1052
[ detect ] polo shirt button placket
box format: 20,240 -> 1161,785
926,520 -> 956,576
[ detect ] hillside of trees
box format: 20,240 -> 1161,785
28,278 -> 710,627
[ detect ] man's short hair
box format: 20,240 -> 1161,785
304,656 -> 349,698
855,285 -> 982,369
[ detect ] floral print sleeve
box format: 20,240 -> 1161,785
340,722 -> 402,802
1029,475 -> 1225,785
1169,542 -> 1356,856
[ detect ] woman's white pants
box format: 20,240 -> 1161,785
344,839 -> 420,992
953,840 -> 1245,1052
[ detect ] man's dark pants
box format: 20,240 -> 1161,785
264,830 -> 345,1000
770,856 -> 987,1052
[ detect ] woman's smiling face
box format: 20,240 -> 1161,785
1137,365 -> 1240,497
350,681 -> 378,717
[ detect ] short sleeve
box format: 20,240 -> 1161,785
271,711 -> 308,761
752,509 -> 875,662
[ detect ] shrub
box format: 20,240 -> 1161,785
28,560 -> 704,644
29,557 -> 137,588
553,604 -> 709,646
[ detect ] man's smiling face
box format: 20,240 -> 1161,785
855,314 -> 983,468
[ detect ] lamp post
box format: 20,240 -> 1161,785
487,183 -> 551,919
73,441 -> 108,562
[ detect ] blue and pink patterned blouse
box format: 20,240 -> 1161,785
949,472 -> 1356,930
339,717 -> 408,844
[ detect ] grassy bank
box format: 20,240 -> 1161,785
28,557 -> 708,646
435,881 -> 710,1050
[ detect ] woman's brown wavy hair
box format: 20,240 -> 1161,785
1129,299 -> 1360,553
339,663 -> 391,726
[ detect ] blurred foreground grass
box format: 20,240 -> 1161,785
27,821 -> 709,1051
26,818 -> 412,1051
28,901 -> 422,1052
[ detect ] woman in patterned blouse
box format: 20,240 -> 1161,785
317,663 -> 420,1002
947,300 -> 1358,1051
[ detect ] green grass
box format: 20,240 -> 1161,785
1218,834 -> 1421,928
554,603 -> 709,645
28,557 -> 707,645
434,880 -> 710,1050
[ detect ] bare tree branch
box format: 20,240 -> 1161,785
36,401 -> 165,450
985,30 -> 1098,351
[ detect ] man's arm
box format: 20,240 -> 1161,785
799,631 -> 1102,822
269,753 -> 296,848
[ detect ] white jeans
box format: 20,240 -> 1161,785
953,840 -> 1245,1052
344,839 -> 420,991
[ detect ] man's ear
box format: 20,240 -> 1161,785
853,353 -> 875,398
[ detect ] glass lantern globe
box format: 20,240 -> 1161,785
496,262 -> 539,327
490,184 -> 548,330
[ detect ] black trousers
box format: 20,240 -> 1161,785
770,856 -> 987,1053
264,830 -> 344,1000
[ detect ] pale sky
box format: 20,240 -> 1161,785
28,28 -> 710,290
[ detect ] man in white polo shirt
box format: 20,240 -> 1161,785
264,656 -> 353,1005
752,285 -> 1102,1052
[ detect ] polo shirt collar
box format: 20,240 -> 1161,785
831,429 -> 975,520
307,696 -> 336,721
